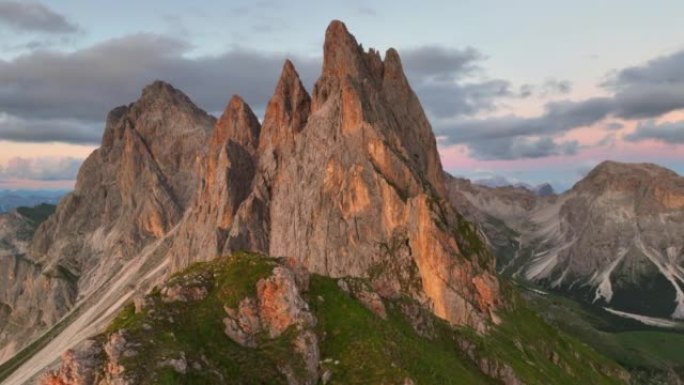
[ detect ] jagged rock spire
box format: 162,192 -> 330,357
259,59 -> 311,152
212,95 -> 261,151
321,20 -> 369,78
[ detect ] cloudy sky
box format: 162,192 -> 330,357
1,0 -> 683,191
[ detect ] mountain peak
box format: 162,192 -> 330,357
213,95 -> 261,150
581,160 -> 680,187
137,80 -> 199,110
141,79 -> 176,97
322,20 -> 366,77
260,60 -> 311,151
281,58 -> 297,79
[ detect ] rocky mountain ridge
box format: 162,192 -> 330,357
1,21 -> 505,384
447,161 -> 684,320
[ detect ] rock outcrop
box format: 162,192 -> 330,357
223,260 -> 319,385
447,161 -> 684,319
39,255 -> 320,385
38,340 -> 104,385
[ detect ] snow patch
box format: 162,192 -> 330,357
591,249 -> 627,303
603,307 -> 681,328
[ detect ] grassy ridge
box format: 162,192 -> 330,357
98,253 -> 626,385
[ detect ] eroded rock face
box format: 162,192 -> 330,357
0,211 -> 50,363
39,332 -> 138,385
167,95 -> 264,267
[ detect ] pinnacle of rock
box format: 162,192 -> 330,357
259,59 -> 311,151
213,95 -> 261,151
321,20 -> 367,78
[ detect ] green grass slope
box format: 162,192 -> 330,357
96,252 -> 626,385
521,284 -> 684,384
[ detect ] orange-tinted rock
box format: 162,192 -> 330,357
222,261 -> 319,384
38,340 -> 104,385
256,266 -> 315,338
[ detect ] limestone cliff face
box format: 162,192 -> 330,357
0,82 -> 214,363
267,22 -> 500,328
168,20 -> 502,329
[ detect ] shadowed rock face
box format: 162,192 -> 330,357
447,161 -> 684,319
0,82 -> 214,362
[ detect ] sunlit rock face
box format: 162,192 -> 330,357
167,20 -> 502,330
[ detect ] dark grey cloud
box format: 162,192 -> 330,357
605,50 -> 684,119
413,79 -> 511,118
624,120 -> 684,144
402,46 -> 483,80
0,34 -> 509,144
436,47 -> 684,159
434,96 -> 610,160
400,46 -> 514,118
438,97 -> 613,143
7,27 -> 684,164
0,113 -> 100,143
0,33 -> 320,143
461,136 -> 579,160
0,1 -> 77,33
0,156 -> 82,180
519,78 -> 572,98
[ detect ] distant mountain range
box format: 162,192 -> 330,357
471,177 -> 557,196
447,161 -> 684,321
